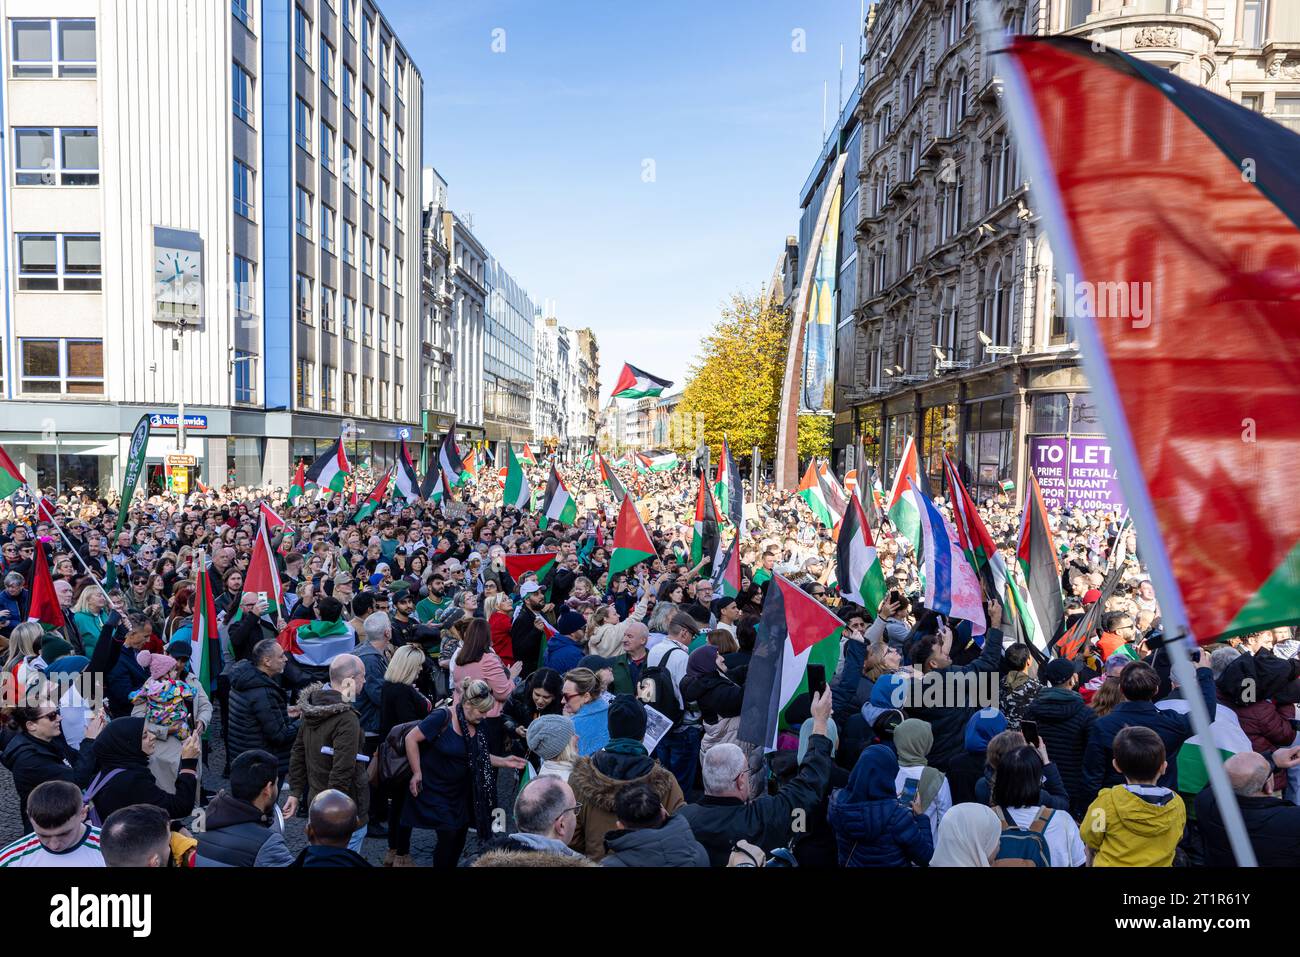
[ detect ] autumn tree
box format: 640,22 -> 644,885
677,292 -> 791,462
797,414 -> 832,460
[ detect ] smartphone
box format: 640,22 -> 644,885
257,591 -> 268,604
898,775 -> 920,809
1021,719 -> 1040,747
888,589 -> 905,608
806,663 -> 827,698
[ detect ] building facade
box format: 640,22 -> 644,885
483,256 -> 536,452
0,0 -> 423,494
841,0 -> 1300,508
531,310 -> 566,450
444,207 -> 486,437
570,327 -> 599,458
418,166 -> 455,451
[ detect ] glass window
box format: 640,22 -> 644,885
65,339 -> 102,392
233,159 -> 254,219
232,0 -> 253,29
321,203 -> 335,252
1031,393 -> 1069,434
17,234 -> 57,289
322,365 -> 336,411
296,273 -> 313,324
343,220 -> 356,264
296,358 -> 314,406
343,0 -> 355,35
395,58 -> 405,100
363,90 -> 373,130
363,235 -> 374,275
234,349 -> 255,403
394,191 -> 403,229
57,20 -> 95,77
62,234 -> 100,290
234,255 -> 256,314
319,36 -> 334,88
342,296 -> 356,338
394,127 -> 404,165
320,120 -> 334,171
60,128 -> 98,184
13,128 -> 53,185
21,339 -> 60,391
295,186 -> 312,239
1274,95 -> 1300,133
343,142 -> 357,190
16,233 -> 99,291
379,246 -> 389,285
363,305 -> 373,341
320,286 -> 336,333
379,176 -> 389,217
294,6 -> 311,65
363,17 -> 373,59
11,20 -> 53,76
343,67 -> 355,112
295,97 -> 312,152
20,338 -> 102,394
380,109 -> 389,148
363,162 -> 373,204
232,62 -> 255,125
1243,0 -> 1266,48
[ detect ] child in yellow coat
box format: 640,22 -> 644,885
1082,725 -> 1186,866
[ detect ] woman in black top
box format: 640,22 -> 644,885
83,717 -> 200,823
379,644 -> 433,866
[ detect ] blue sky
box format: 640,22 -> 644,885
382,0 -> 865,396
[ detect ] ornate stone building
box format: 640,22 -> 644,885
844,0 -> 1300,505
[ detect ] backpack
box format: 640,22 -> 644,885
992,806 -> 1054,867
373,710 -> 446,784
636,645 -> 685,728
84,769 -> 124,828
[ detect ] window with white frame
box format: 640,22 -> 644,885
232,0 -> 253,29
394,318 -> 404,356
344,372 -> 355,413
394,126 -> 404,166
379,176 -> 389,218
342,296 -> 356,338
380,245 -> 389,285
379,312 -> 389,348
234,255 -> 256,314
14,127 -> 98,185
295,186 -> 313,239
343,67 -> 355,112
343,220 -> 356,264
344,0 -> 355,35
296,358 -> 314,406
981,265 -> 1007,346
343,142 -> 357,189
20,338 -> 102,394
320,285 -> 336,333
363,90 -> 374,131
320,36 -> 335,89
395,58 -> 405,100
363,162 -> 374,204
297,273 -> 313,324
233,350 -> 256,403
395,256 -> 404,288
380,109 -> 389,149
363,376 -> 373,414
233,63 -> 255,125
362,305 -> 374,342
17,233 -> 100,290
363,235 -> 374,275
295,97 -> 312,152
321,203 -> 336,253
320,120 -> 335,172
380,380 -> 389,416
363,17 -> 373,60
1273,94 -> 1300,133
294,6 -> 311,65
10,19 -> 96,78
322,365 -> 337,411
1243,1 -> 1267,49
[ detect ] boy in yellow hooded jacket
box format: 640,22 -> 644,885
1082,725 -> 1186,866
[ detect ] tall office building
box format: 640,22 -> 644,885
483,255 -> 536,454
0,0 -> 422,494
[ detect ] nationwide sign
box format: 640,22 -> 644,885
149,413 -> 208,430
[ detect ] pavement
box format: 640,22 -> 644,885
0,711 -> 513,866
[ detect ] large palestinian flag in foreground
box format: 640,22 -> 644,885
608,493 -> 656,577
886,436 -> 922,549
539,463 -> 578,529
611,362 -> 674,399
739,574 -> 843,752
1004,35 -> 1300,642
835,494 -> 886,613
243,517 -> 284,613
305,439 -> 351,495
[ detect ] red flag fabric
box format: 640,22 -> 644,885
26,539 -> 64,628
243,519 -> 283,611
35,497 -> 57,523
259,502 -> 285,531
502,552 -> 557,582
1007,36 -> 1300,642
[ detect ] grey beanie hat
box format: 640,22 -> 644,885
525,714 -> 576,762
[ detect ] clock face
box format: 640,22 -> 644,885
154,248 -> 201,316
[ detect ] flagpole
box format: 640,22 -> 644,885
974,0 -> 1256,866
29,489 -> 113,605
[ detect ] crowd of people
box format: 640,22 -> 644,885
0,451 -> 1296,869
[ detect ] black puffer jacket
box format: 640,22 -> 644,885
229,613 -> 281,663
679,667 -> 746,725
1022,685 -> 1096,817
195,790 -> 295,867
225,659 -> 299,776
906,627 -> 1006,772
0,730 -> 97,832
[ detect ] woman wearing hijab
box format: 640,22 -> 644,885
790,717 -> 847,868
827,744 -> 933,867
931,803 -> 1002,867
84,716 -> 201,824
946,708 -> 1008,805
679,645 -> 745,766
893,718 -> 951,845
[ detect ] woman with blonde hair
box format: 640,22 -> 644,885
4,621 -> 44,694
403,677 -> 526,868
563,667 -> 610,756
1090,677 -> 1124,718
379,644 -> 432,867
71,586 -> 112,658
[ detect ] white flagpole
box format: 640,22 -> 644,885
974,0 -> 1256,865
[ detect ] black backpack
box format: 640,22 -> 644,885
636,644 -> 685,728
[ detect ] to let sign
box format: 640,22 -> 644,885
1028,437 -> 1125,511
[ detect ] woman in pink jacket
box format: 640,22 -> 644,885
450,618 -> 521,755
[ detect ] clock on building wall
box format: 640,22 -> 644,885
153,226 -> 204,324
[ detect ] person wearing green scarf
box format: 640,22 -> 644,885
893,718 -> 951,846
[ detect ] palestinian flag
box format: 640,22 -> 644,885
608,493 -> 657,577
1004,35 -> 1300,643
518,444 -> 538,466
0,444 -> 23,499
887,436 -> 923,549
836,495 -> 887,613
35,497 -> 58,524
503,443 -> 533,510
463,447 -> 478,478
611,362 -> 674,399
244,517 -> 284,612
419,465 -> 445,504
279,617 -> 354,667
1016,472 -> 1065,651
713,437 -> 744,531
503,552 -> 557,594
738,574 -> 843,751
596,452 -> 627,504
817,461 -> 849,533
259,502 -> 286,531
438,430 -> 470,489
633,453 -> 651,476
26,539 -> 64,629
287,461 -> 307,505
612,456 -> 629,469
1156,697 -> 1250,799
943,452 -> 1027,641
539,464 -> 578,529
394,438 -> 421,504
690,470 -> 722,573
305,439 -> 351,495
352,468 -> 392,523
798,459 -> 835,528
711,534 -> 742,599
645,452 -> 679,472
535,614 -> 560,672
192,554 -> 218,698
